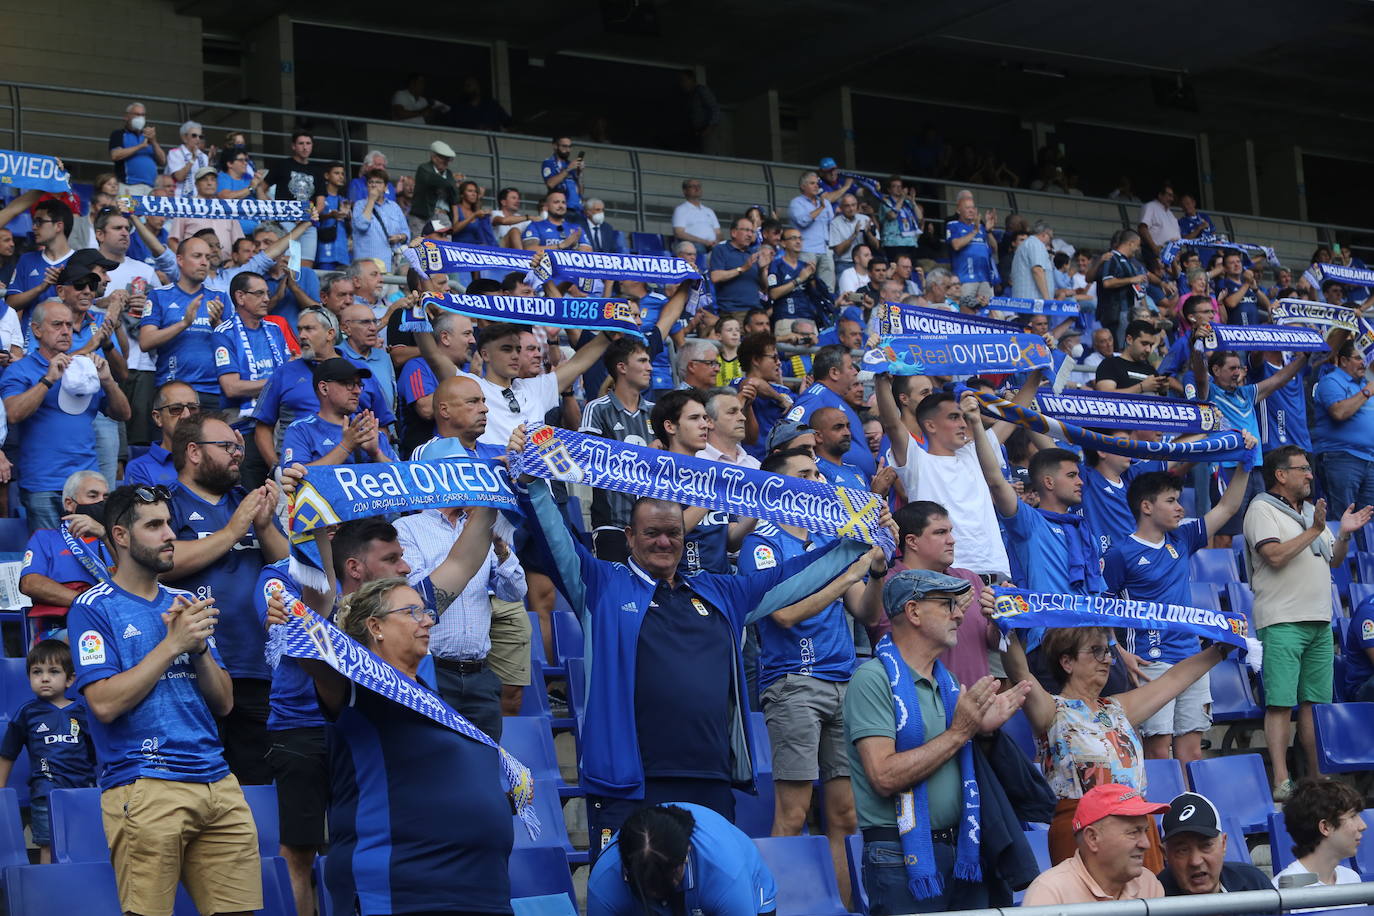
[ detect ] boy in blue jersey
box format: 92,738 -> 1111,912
1081,440 -> 1169,553
1103,468 -> 1251,764
739,449 -> 884,905
69,484 -> 261,916
281,357 -> 398,467
651,389 -> 744,576
5,198 -> 74,321
138,235 -> 229,406
767,229 -> 822,324
1194,347 -> 1307,548
0,640 -> 96,862
164,411 -> 289,788
588,803 -> 778,916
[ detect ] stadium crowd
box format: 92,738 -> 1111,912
0,97 -> 1371,916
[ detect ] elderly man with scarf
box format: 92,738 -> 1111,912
516,447 -> 884,859
1243,445 -> 1373,801
845,568 -> 1049,914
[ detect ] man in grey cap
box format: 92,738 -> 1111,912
411,139 -> 462,237
844,568 -> 1031,914
766,420 -> 815,456
1159,792 -> 1270,896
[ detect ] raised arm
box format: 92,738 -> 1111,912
999,628 -> 1057,734
963,391 -> 1018,516
1254,351 -> 1307,402
873,372 -> 910,467
427,507 -> 497,610
553,331 -> 610,391
768,547 -> 880,627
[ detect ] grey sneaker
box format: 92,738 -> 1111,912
1274,779 -> 1296,803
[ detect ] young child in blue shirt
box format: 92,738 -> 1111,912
0,640 -> 97,862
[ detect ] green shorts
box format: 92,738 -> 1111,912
1258,621 -> 1333,708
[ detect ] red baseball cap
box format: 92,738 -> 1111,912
1072,784 -> 1169,832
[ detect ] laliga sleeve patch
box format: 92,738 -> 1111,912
786,405 -> 805,422
77,630 -> 106,666
214,346 -> 231,368
752,544 -> 777,570
1362,618 -> 1374,643
21,549 -> 32,570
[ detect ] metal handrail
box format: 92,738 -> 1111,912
1,78 -> 1369,260
934,878 -> 1374,916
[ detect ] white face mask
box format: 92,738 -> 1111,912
589,211 -> 605,226
129,116 -> 146,131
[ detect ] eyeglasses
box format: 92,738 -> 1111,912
384,604 -> 438,625
31,218 -> 53,227
240,288 -> 270,299
157,402 -> 200,416
196,440 -> 245,456
327,379 -> 363,390
691,359 -> 722,370
1279,464 -> 1312,474
501,388 -> 521,414
761,352 -> 779,361
187,133 -> 202,138
1078,645 -> 1112,662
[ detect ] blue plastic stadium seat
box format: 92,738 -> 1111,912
1002,709 -> 1038,763
512,894 -> 579,916
1023,827 -> 1051,872
0,519 -> 29,555
1190,582 -> 1220,612
503,715 -> 582,798
1222,816 -> 1252,864
512,778 -> 586,865
551,611 -> 584,665
631,233 -> 670,256
753,835 -> 855,916
1209,656 -> 1263,723
733,772 -> 776,839
1190,548 -> 1241,586
748,710 -> 773,774
845,834 -> 868,916
528,613 -> 565,679
0,789 -> 28,875
1351,582 -> 1374,613
520,655 -> 553,717
1333,562 -> 1354,613
3,862 -> 123,916
508,846 -> 577,909
1142,758 -> 1187,805
258,855 -> 298,916
1313,703 -> 1374,774
240,783 -> 280,856
1186,754 -> 1276,833
1356,552 -> 1374,586
49,787 -> 108,863
565,656 -> 586,734
1225,582 -> 1255,620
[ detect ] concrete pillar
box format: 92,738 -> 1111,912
492,41 -> 512,116
798,87 -> 851,167
1255,141 -> 1302,220
733,90 -> 781,162
1207,133 -> 1256,215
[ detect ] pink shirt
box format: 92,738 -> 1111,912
871,559 -> 991,686
1022,850 -> 1164,906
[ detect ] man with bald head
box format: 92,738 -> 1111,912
812,406 -> 870,490
399,313 -> 475,456
125,380 -> 200,487
138,236 -> 229,407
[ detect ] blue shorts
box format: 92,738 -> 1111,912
29,794 -> 51,846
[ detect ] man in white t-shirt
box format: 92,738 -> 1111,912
390,73 -> 447,124
828,194 -> 879,279
463,323 -> 609,447
875,379 -> 1018,581
94,207 -> 161,445
1137,182 -> 1180,265
671,178 -> 721,262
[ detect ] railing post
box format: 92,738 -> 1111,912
631,149 -> 645,232
10,85 -> 20,149
489,133 -> 501,193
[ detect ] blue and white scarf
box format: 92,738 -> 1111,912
1197,323 -> 1328,353
0,150 -> 69,192
985,296 -> 1080,318
862,334 -> 1054,376
264,589 -> 539,838
529,249 -> 700,287
989,588 -> 1249,649
879,301 -> 1018,337
1034,389 -> 1227,434
60,522 -> 111,585
1320,263 -> 1374,289
1269,299 -> 1356,336
1161,235 -> 1279,268
408,291 -> 644,339
403,240 -> 533,277
873,635 -> 980,899
288,458 -> 522,589
839,171 -> 882,196
1355,316 -> 1374,366
125,196 -> 309,222
881,195 -> 919,235
218,311 -> 285,379
511,425 -> 895,553
964,386 -> 1252,464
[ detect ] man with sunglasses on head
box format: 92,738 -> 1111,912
281,357 -> 397,468
162,410 -> 288,787
70,483 -> 262,916
126,381 -> 200,487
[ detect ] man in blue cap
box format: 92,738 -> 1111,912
844,568 -> 1032,914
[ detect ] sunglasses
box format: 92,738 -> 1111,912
501,388 -> 520,414
157,402 -> 200,416
68,277 -> 100,291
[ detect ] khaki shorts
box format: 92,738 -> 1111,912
761,674 -> 850,782
487,597 -> 532,687
101,774 -> 263,916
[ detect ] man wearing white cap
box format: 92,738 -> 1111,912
411,140 -> 461,238
1,298 -> 130,530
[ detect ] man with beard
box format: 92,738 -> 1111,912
163,411 -> 288,785
70,484 -> 261,916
